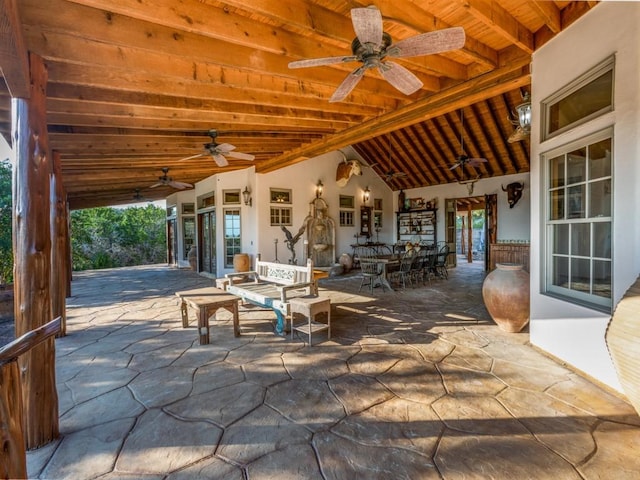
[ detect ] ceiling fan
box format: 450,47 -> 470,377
149,168 -> 193,190
449,110 -> 487,171
288,6 -> 466,102
179,129 -> 255,167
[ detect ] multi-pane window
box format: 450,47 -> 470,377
270,207 -> 292,226
224,208 -> 241,268
545,130 -> 612,310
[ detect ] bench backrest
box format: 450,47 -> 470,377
256,259 -> 313,286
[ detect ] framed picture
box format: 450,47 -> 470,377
339,195 -> 355,209
270,188 -> 292,204
223,189 -> 241,205
373,198 -> 383,211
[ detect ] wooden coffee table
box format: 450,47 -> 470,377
175,286 -> 241,344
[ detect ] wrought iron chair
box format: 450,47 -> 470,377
434,243 -> 450,279
356,247 -> 386,294
410,247 -> 428,286
391,249 -> 416,289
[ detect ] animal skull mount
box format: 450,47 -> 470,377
502,182 -> 524,208
336,158 -> 363,187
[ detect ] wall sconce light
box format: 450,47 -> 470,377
515,91 -> 531,133
316,179 -> 324,198
242,186 -> 252,206
363,186 -> 370,204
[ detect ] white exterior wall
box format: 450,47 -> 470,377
530,2 -> 640,390
254,150 -> 393,264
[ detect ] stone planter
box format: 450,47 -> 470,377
482,263 -> 530,332
606,276 -> 640,416
187,246 -> 197,271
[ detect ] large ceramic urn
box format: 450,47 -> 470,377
606,276 -> 640,415
482,263 -> 530,332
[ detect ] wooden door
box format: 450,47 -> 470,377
198,210 -> 216,275
484,194 -> 498,271
166,219 -> 177,265
444,198 -> 457,268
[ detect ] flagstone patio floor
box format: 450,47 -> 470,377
25,262 -> 640,479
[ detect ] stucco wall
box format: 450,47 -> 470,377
530,2 -> 640,390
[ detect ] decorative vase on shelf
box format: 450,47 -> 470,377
398,190 -> 406,212
482,263 -> 530,332
605,276 -> 640,415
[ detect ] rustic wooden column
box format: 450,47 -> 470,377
12,52 -> 59,448
0,360 -> 26,479
51,151 -> 67,337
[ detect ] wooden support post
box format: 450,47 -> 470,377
51,151 -> 67,336
11,52 -> 59,449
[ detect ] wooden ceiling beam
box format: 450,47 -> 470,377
456,0 -> 534,54
528,1 -> 562,35
44,84 -> 383,119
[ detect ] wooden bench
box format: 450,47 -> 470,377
175,287 -> 241,344
226,258 -> 314,335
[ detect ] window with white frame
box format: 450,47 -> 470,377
270,206 -> 292,226
544,129 -> 612,311
224,208 -> 241,268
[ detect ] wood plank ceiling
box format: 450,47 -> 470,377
0,0 -> 597,209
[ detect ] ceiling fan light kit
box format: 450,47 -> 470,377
288,6 -> 465,102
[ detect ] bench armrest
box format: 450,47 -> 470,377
278,282 -> 313,302
226,271 -> 259,284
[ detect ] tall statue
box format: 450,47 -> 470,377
281,224 -> 306,265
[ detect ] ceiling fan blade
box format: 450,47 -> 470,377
226,151 -> 255,161
378,61 -> 423,95
329,66 -> 366,103
449,162 -> 462,171
179,152 -> 206,162
387,27 -> 466,58
467,158 -> 488,167
351,7 -> 383,47
289,55 -> 358,69
169,180 -> 193,190
212,153 -> 229,167
215,143 -> 236,153
149,182 -> 164,188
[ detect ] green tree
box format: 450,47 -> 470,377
71,205 -> 166,270
0,159 -> 12,284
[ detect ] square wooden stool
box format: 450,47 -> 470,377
175,287 -> 240,345
289,296 -> 331,346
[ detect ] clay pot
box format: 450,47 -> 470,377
233,253 -> 251,272
338,253 -> 353,273
482,263 -> 530,332
606,276 -> 640,415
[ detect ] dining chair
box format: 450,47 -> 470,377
391,250 -> 416,289
434,243 -> 450,279
356,247 -> 386,294
410,248 -> 428,286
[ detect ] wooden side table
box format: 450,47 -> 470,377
289,296 -> 331,346
175,287 -> 240,344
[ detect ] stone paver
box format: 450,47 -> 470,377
22,262 -> 640,479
